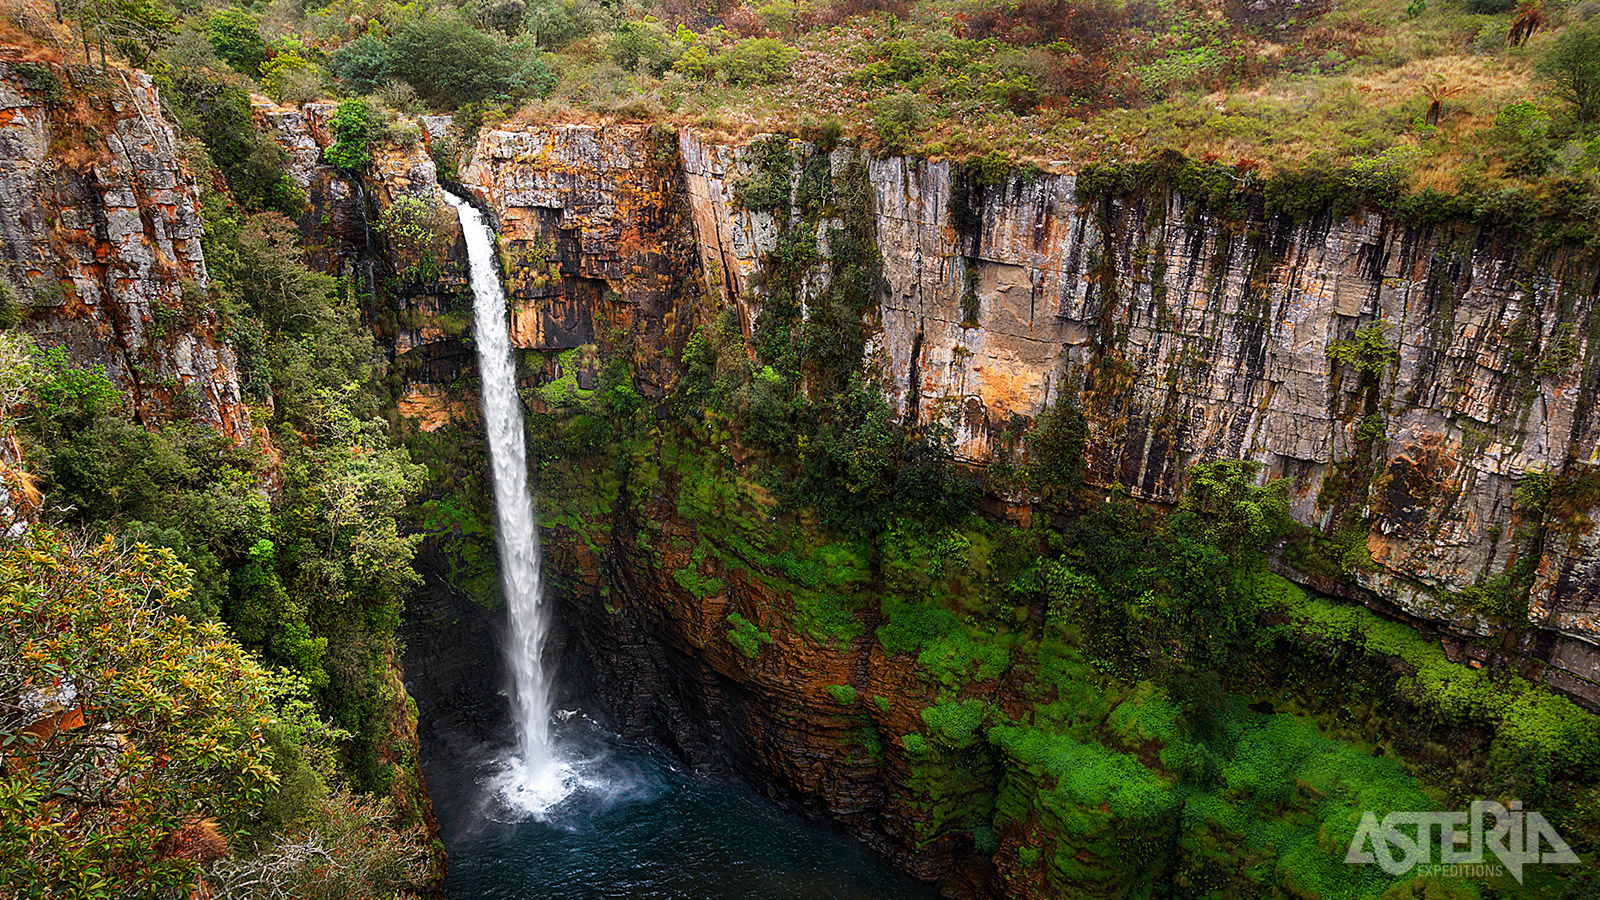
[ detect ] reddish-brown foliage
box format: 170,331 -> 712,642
157,820 -> 229,864
966,0 -> 1128,54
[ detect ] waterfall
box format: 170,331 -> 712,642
443,190 -> 574,815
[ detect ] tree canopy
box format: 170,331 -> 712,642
0,530 -> 278,898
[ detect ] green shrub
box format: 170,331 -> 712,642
1327,321 -> 1398,377
878,597 -> 962,656
261,49 -> 319,104
726,612 -> 773,659
526,0 -> 610,49
826,684 -> 858,705
333,34 -> 392,96
734,135 -> 795,212
922,699 -> 988,749
324,99 -> 376,170
207,8 -> 269,77
871,93 -> 926,153
228,539 -> 328,687
1022,403 -> 1087,502
716,38 -> 796,86
609,20 -> 672,75
1537,19 -> 1600,123
387,14 -> 556,108
13,61 -> 66,107
792,591 -> 862,646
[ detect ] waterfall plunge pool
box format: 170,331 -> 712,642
433,716 -> 940,900
434,189 -> 935,899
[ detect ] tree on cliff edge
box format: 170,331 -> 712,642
1538,19 -> 1600,123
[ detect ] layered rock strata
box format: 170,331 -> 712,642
442,124 -> 1600,705
0,55 -> 249,438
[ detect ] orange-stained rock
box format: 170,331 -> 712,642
446,122 -> 1600,705
0,56 -> 251,440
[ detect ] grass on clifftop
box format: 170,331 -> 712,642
11,0 -> 1600,216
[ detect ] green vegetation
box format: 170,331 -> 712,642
207,7 -> 270,77
1539,19 -> 1600,123
726,612 -> 774,658
11,0 -> 1600,895
526,313 -> 1600,897
827,684 -> 859,705
0,528 -> 425,899
325,98 -> 377,170
32,0 -> 1600,251
1328,321 -> 1401,376
0,37 -> 436,895
18,0 -> 1600,246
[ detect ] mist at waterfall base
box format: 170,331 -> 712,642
441,192 -> 932,899
436,718 -> 939,900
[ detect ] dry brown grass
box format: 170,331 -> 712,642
0,0 -> 78,60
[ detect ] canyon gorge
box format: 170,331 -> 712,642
5,46 -> 1600,898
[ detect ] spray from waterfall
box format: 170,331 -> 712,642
443,189 -> 577,816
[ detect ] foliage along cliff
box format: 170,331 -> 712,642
0,49 -> 440,896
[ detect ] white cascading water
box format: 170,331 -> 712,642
443,190 -> 577,816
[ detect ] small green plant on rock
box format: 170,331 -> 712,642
826,684 -> 858,705
324,99 -> 376,171
1327,321 -> 1399,377
726,612 -> 773,659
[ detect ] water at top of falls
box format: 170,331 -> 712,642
443,189 -> 586,817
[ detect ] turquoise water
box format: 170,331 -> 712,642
438,721 -> 939,900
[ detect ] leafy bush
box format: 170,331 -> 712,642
734,134 -> 794,212
827,684 -> 859,704
25,346 -> 119,439
1327,321 -> 1398,377
0,529 -> 281,896
716,38 -> 796,86
387,14 -> 556,108
871,93 -> 926,152
1022,403 -> 1086,502
1175,460 -> 1291,559
323,98 -> 376,170
1538,19 -> 1600,123
379,195 -> 453,276
332,34 -> 392,96
207,7 -> 269,77
610,20 -> 673,74
525,0 -> 613,49
228,539 -> 329,687
260,49 -> 319,104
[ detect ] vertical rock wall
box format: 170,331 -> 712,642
460,124 -> 1600,705
255,96 -> 474,428
0,56 -> 249,438
459,123 -> 701,396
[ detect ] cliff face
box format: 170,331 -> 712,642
446,124 -> 1600,706
0,54 -> 249,439
460,123 -> 701,396
254,96 -> 475,430
0,62 -> 446,889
